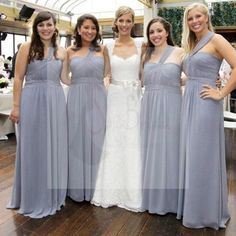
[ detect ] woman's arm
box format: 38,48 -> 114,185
9,42 -> 30,123
102,45 -> 111,89
200,35 -> 236,100
139,54 -> 145,87
60,47 -> 71,86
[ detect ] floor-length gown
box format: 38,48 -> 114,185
141,46 -> 182,214
91,40 -> 143,212
7,48 -> 68,218
177,32 -> 230,229
67,49 -> 106,201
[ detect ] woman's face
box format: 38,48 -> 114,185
149,21 -> 168,47
37,17 -> 55,41
187,8 -> 208,34
116,13 -> 134,36
78,19 -> 97,44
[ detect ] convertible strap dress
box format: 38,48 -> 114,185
67,49 -> 106,201
177,31 -> 230,229
141,46 -> 182,215
7,47 -> 68,218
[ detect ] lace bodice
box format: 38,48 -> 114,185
106,40 -> 142,81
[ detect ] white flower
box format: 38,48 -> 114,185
0,75 -> 9,88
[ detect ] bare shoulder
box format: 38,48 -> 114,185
66,45 -> 74,52
16,42 -> 30,60
141,42 -> 147,53
99,44 -> 106,54
211,33 -> 234,57
21,41 -> 31,49
100,44 -> 105,50
19,42 -> 31,53
66,45 -> 76,58
58,46 -> 66,54
173,46 -> 185,59
173,46 -> 184,54
212,33 -> 228,45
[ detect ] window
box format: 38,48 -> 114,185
1,33 -> 13,57
59,35 -> 67,48
14,34 -> 26,53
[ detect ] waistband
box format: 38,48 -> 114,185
145,84 -> 181,94
111,79 -> 141,88
25,80 -> 61,86
187,76 -> 217,85
71,77 -> 103,85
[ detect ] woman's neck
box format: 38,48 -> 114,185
153,42 -> 169,56
41,39 -> 53,48
117,35 -> 133,44
195,28 -> 210,42
82,40 -> 92,48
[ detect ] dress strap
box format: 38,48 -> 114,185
158,46 -> 174,64
86,47 -> 97,58
47,47 -> 56,60
106,41 -> 115,58
106,39 -> 143,57
190,31 -> 214,56
134,39 -> 143,56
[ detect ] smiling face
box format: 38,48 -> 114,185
149,21 -> 168,47
36,17 -> 56,42
78,19 -> 97,44
115,13 -> 134,36
187,8 -> 209,34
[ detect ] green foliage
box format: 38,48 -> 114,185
158,7 -> 184,46
157,1 -> 236,46
211,1 -> 236,26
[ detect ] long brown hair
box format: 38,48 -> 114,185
143,17 -> 174,65
73,14 -> 101,52
28,11 -> 58,62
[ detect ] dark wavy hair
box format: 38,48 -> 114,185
28,11 -> 58,62
73,14 -> 101,52
143,17 -> 175,65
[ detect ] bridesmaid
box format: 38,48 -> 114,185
8,11 -> 70,218
141,17 -> 184,215
177,3 -> 236,229
67,14 -> 109,202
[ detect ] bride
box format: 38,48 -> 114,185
91,6 -> 143,212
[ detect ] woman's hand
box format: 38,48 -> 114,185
9,106 -> 20,123
216,78 -> 222,88
200,85 -> 223,101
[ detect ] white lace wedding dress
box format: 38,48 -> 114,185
91,39 -> 143,212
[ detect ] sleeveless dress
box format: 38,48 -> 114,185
177,32 -> 230,229
91,40 -> 143,212
141,46 -> 182,214
67,49 -> 106,202
7,48 -> 68,218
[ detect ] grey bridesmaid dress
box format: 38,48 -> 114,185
7,47 -> 68,218
141,46 -> 182,214
67,49 -> 106,201
177,32 -> 230,229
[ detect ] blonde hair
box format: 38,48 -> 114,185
181,3 -> 214,53
112,6 -> 135,33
